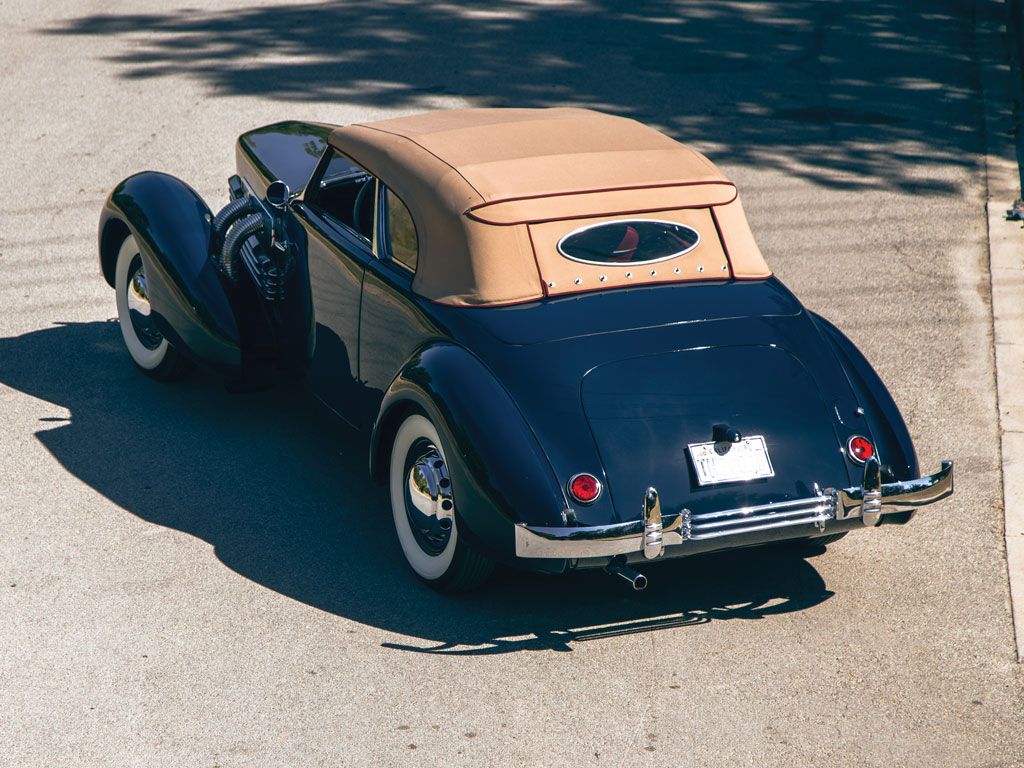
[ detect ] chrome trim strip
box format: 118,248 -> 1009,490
689,504 -> 832,531
689,495 -> 831,522
685,513 -> 833,541
513,461 -> 954,559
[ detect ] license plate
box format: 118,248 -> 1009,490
688,436 -> 775,486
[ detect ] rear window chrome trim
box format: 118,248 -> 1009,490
555,218 -> 702,266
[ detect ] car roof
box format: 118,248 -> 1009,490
332,108 -> 728,209
329,108 -> 771,306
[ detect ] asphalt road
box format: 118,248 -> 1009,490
1,1 -> 1022,766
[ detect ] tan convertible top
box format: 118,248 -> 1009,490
330,108 -> 771,306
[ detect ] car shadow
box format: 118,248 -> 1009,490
0,321 -> 834,654
40,0 -> 984,195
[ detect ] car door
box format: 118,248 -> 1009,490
358,184 -> 441,428
292,147 -> 377,424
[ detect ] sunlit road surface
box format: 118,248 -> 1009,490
0,1 -> 1021,766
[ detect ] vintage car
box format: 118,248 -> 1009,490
97,108 -> 953,592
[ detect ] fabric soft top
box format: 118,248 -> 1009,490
329,108 -> 771,306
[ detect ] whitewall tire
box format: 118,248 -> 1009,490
114,233 -> 192,380
389,413 -> 494,591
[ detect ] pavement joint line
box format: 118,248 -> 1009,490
979,0 -> 1024,663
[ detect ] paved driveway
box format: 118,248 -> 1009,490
1,1 -> 1021,766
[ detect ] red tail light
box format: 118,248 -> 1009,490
848,435 -> 875,464
568,473 -> 602,504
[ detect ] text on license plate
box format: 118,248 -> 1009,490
687,436 -> 775,486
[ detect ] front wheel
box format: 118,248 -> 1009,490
114,233 -> 193,381
389,413 -> 495,592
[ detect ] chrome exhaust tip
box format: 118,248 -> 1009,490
606,562 -> 648,591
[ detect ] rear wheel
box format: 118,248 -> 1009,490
114,234 -> 193,381
389,413 -> 495,592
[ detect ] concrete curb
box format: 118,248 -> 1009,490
979,0 -> 1024,662
987,201 -> 1024,663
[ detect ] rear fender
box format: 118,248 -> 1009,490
370,344 -> 569,570
99,171 -> 242,375
810,312 -> 919,486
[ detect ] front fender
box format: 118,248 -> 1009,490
98,172 -> 242,375
810,312 -> 919,485
371,343 -> 570,570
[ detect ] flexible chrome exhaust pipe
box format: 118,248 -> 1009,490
211,194 -> 262,251
606,562 -> 648,591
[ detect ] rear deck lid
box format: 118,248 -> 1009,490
581,345 -> 852,517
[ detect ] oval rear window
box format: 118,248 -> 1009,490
557,219 -> 701,265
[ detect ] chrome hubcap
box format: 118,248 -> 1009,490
404,440 -> 454,556
126,255 -> 163,350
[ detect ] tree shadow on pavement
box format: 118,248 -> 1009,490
42,0 -> 983,194
0,321 -> 834,654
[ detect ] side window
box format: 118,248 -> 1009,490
385,188 -> 418,273
307,149 -> 378,245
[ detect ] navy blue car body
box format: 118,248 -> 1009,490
97,113 -> 953,591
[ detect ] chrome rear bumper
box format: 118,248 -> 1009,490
514,458 -> 953,560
